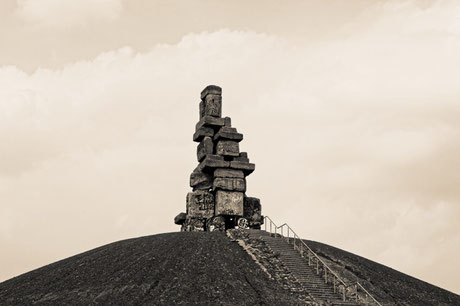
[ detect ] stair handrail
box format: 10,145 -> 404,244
263,216 -> 381,305
357,282 -> 381,305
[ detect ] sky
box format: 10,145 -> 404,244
1,0 -> 460,295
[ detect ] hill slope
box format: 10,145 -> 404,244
0,232 -> 307,305
1,231 -> 459,305
305,239 -> 460,305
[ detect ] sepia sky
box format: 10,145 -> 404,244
1,0 -> 460,294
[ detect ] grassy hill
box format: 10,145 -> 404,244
1,231 -> 459,305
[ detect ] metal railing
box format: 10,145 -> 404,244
263,216 -> 381,305
357,282 -> 381,305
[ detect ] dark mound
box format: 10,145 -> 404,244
0,232 -> 303,305
2,232 -> 459,305
305,239 -> 460,305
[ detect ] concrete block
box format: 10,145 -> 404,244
190,166 -> 212,189
233,152 -> 249,163
215,190 -> 243,216
214,126 -> 243,142
244,197 -> 261,218
174,212 -> 187,225
200,155 -> 230,172
202,94 -> 222,118
186,191 -> 214,219
200,85 -> 222,100
193,126 -> 214,142
216,140 -> 239,157
197,136 -> 214,161
182,218 -> 206,232
195,116 -> 226,131
230,161 -> 255,175
214,168 -> 244,178
213,177 -> 246,192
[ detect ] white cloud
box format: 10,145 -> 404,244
2,0 -> 460,294
16,0 -> 123,28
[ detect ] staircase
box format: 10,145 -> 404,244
247,230 -> 359,305
245,217 -> 382,306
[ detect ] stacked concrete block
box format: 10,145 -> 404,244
175,85 -> 262,232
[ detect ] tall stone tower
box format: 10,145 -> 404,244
174,85 -> 262,232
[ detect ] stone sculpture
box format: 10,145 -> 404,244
174,85 -> 262,231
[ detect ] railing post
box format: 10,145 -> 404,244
316,259 -> 319,274
324,269 -> 327,283
333,278 -> 336,293
355,284 -> 358,301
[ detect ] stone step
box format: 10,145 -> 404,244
297,277 -> 327,282
298,280 -> 329,285
307,293 -> 340,297
301,284 -> 334,288
280,258 -> 310,262
301,286 -> 336,292
288,270 -> 319,276
298,278 -> 326,281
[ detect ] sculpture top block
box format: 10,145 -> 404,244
200,85 -> 223,119
200,85 -> 222,100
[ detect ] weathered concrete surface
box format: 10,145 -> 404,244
214,168 -> 245,179
213,177 -> 246,192
195,116 -> 226,131
186,191 -> 214,219
199,155 -> 230,172
199,94 -> 222,118
234,152 -> 250,163
216,140 -> 239,157
215,190 -> 244,216
193,126 -> 214,142
230,161 -> 255,175
214,126 -> 243,142
200,85 -> 222,100
189,167 -> 212,190
197,136 -> 213,161
174,212 -> 187,225
244,197 -> 261,221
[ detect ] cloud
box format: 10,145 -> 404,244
16,0 -> 123,28
2,0 -> 460,294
